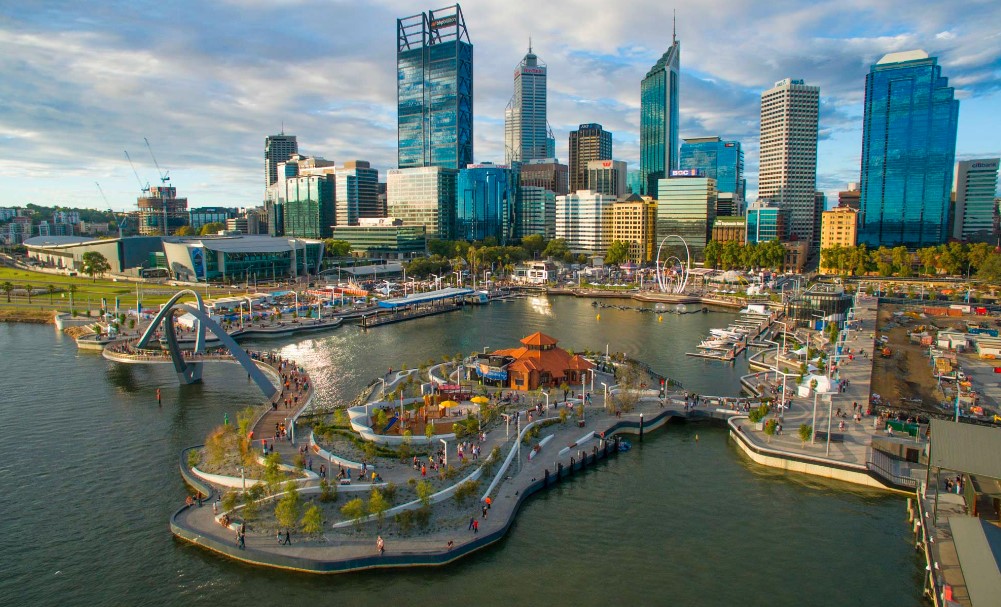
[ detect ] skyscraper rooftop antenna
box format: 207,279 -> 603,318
529,36 -> 532,54
673,9 -> 677,44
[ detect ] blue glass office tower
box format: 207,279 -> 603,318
640,31 -> 680,197
858,50 -> 959,248
397,5 -> 473,170
680,137 -> 744,199
456,163 -> 515,244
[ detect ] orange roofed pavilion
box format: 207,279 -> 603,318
486,332 -> 594,391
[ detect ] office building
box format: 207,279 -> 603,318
335,161 -> 380,226
265,134 -> 298,190
505,45 -> 548,165
386,166 -> 458,240
189,207 -> 234,233
820,207 -> 859,249
838,183 -> 860,209
858,50 -> 959,248
759,78 -> 819,247
330,218 -> 428,260
782,241 -> 809,273
656,175 -> 716,259
397,4 -> 473,170
519,159 -> 568,195
137,186 -> 189,236
627,170 -> 644,196
516,186 -> 555,240
455,162 -> 515,243
267,174 -> 335,239
953,159 -> 999,241
813,191 -> 826,256
225,214 -> 261,235
610,194 -> 657,263
640,30 -> 681,196
569,124 -> 612,193
745,200 -> 787,244
555,191 -> 615,255
711,216 -> 747,244
680,137 -> 745,201
586,160 -> 628,198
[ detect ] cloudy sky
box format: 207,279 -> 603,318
1,0 -> 999,211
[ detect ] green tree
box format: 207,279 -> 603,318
340,497 -> 366,528
543,238 -> 569,260
604,240 -> 632,265
891,246 -> 912,277
415,479 -> 434,507
798,424 -> 813,445
274,481 -> 301,529
763,419 -> 778,443
67,284 -> 78,315
46,283 -> 56,304
372,409 -> 388,433
175,225 -> 196,236
301,503 -> 324,535
2,281 -> 14,303
323,239 -> 352,257
521,234 -> 546,257
368,488 -> 389,527
263,452 -> 284,494
199,221 -> 226,235
703,240 -> 722,270
22,283 -> 32,303
81,251 -> 111,282
976,253 -> 1001,285
968,242 -> 993,272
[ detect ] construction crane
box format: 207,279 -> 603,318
96,182 -> 129,239
144,137 -> 170,184
124,151 -> 150,194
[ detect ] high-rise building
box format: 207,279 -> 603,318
335,161 -> 380,227
813,191 -> 826,256
397,4 -> 473,170
505,45 -> 548,165
838,182 -> 860,209
555,191 -> 615,255
586,160 -> 628,199
656,175 -> 716,260
568,124 -> 612,193
953,159 -> 999,241
858,51 -> 959,248
745,200 -> 787,244
516,186 -> 555,240
265,134 -> 298,190
680,137 -> 744,201
759,78 -> 819,247
189,207 -> 234,233
519,159 -> 568,195
819,207 -> 859,269
455,163 -> 515,243
386,166 -> 459,240
138,186 -> 189,236
610,194 -> 657,263
640,29 -> 680,196
711,216 -> 747,244
268,175 -> 335,239
626,170 -> 644,196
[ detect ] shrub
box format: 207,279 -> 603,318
798,424 -> 813,444
453,479 -> 480,506
319,479 -> 337,503
187,449 -> 201,469
368,489 -> 389,527
341,498 -> 366,528
763,419 -> 778,442
221,491 -> 238,512
415,479 -> 434,507
274,482 -> 302,529
300,504 -> 323,535
382,482 -> 398,504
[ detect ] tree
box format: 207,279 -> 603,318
372,409 -> 388,433
604,240 -> 631,266
274,481 -> 302,529
891,246 -> 912,277
199,221 -> 226,235
415,479 -> 434,507
368,488 -> 389,527
22,283 -> 32,303
175,225 -> 196,236
543,238 -> 569,260
81,251 -> 111,282
324,239 -> 352,257
798,424 -> 813,445
521,234 -> 546,257
976,253 -> 1001,285
763,419 -> 778,443
340,498 -> 366,528
703,240 -> 722,270
46,283 -> 56,304
2,281 -> 13,303
301,503 -> 323,535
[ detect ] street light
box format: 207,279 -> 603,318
601,381 -> 609,412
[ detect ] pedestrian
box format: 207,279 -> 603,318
482,505 -> 488,518
377,535 -> 385,555
284,529 -> 291,545
485,496 -> 491,509
473,519 -> 479,533
468,517 -> 475,530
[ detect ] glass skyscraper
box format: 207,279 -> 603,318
455,163 -> 516,243
397,5 -> 473,170
504,46 -> 548,165
640,34 -> 680,197
680,137 -> 744,199
858,50 -> 959,248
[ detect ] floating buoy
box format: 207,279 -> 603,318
596,314 -> 601,321
695,434 -> 699,442
658,315 -> 663,322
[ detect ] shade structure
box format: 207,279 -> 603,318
470,396 -> 489,404
439,400 -> 459,408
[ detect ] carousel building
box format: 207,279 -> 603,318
476,332 -> 594,391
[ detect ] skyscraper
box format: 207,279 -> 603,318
386,167 -> 458,240
680,137 -> 744,199
586,160 -> 628,199
397,4 -> 473,170
456,163 -> 516,243
656,175 -> 716,260
953,159 -> 1000,241
505,45 -> 548,165
759,78 -> 819,247
640,25 -> 680,197
265,134 -> 298,191
858,51 -> 959,248
335,161 -> 380,227
568,124 -> 612,193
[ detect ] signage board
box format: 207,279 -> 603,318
670,169 -> 704,177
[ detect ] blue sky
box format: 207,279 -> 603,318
1,0 -> 999,211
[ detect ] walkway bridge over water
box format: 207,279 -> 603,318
102,290 -> 278,399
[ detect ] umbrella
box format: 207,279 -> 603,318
470,396 -> 489,404
439,400 -> 459,408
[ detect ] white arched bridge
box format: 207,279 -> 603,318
103,290 -> 278,399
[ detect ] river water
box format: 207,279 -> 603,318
0,296 -> 923,606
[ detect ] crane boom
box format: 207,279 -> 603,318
144,137 -> 170,183
124,151 -> 150,194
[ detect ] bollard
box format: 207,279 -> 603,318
544,468 -> 550,488
639,413 -> 644,441
570,457 -> 575,474
557,462 -> 563,481
603,440 -> 608,458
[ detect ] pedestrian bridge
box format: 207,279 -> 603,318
102,290 -> 278,399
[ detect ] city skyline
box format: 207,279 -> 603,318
1,1 -> 999,210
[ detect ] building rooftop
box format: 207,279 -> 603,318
163,235 -> 321,253
23,236 -> 96,247
377,287 -> 473,309
930,418 -> 1001,479
877,50 -> 929,65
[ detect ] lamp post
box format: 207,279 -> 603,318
453,271 -> 461,287
542,391 -> 549,412
601,381 -> 609,412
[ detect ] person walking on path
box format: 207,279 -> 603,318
377,535 -> 385,556
468,517 -> 475,530
283,529 -> 291,545
482,505 -> 488,519
472,519 -> 479,533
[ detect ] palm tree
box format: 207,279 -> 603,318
23,283 -> 32,303
1,281 -> 13,303
47,284 -> 56,305
68,284 -> 78,316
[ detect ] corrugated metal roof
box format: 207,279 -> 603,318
948,516 -> 1001,606
930,419 -> 1001,479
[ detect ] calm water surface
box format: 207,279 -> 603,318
0,296 -> 922,606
